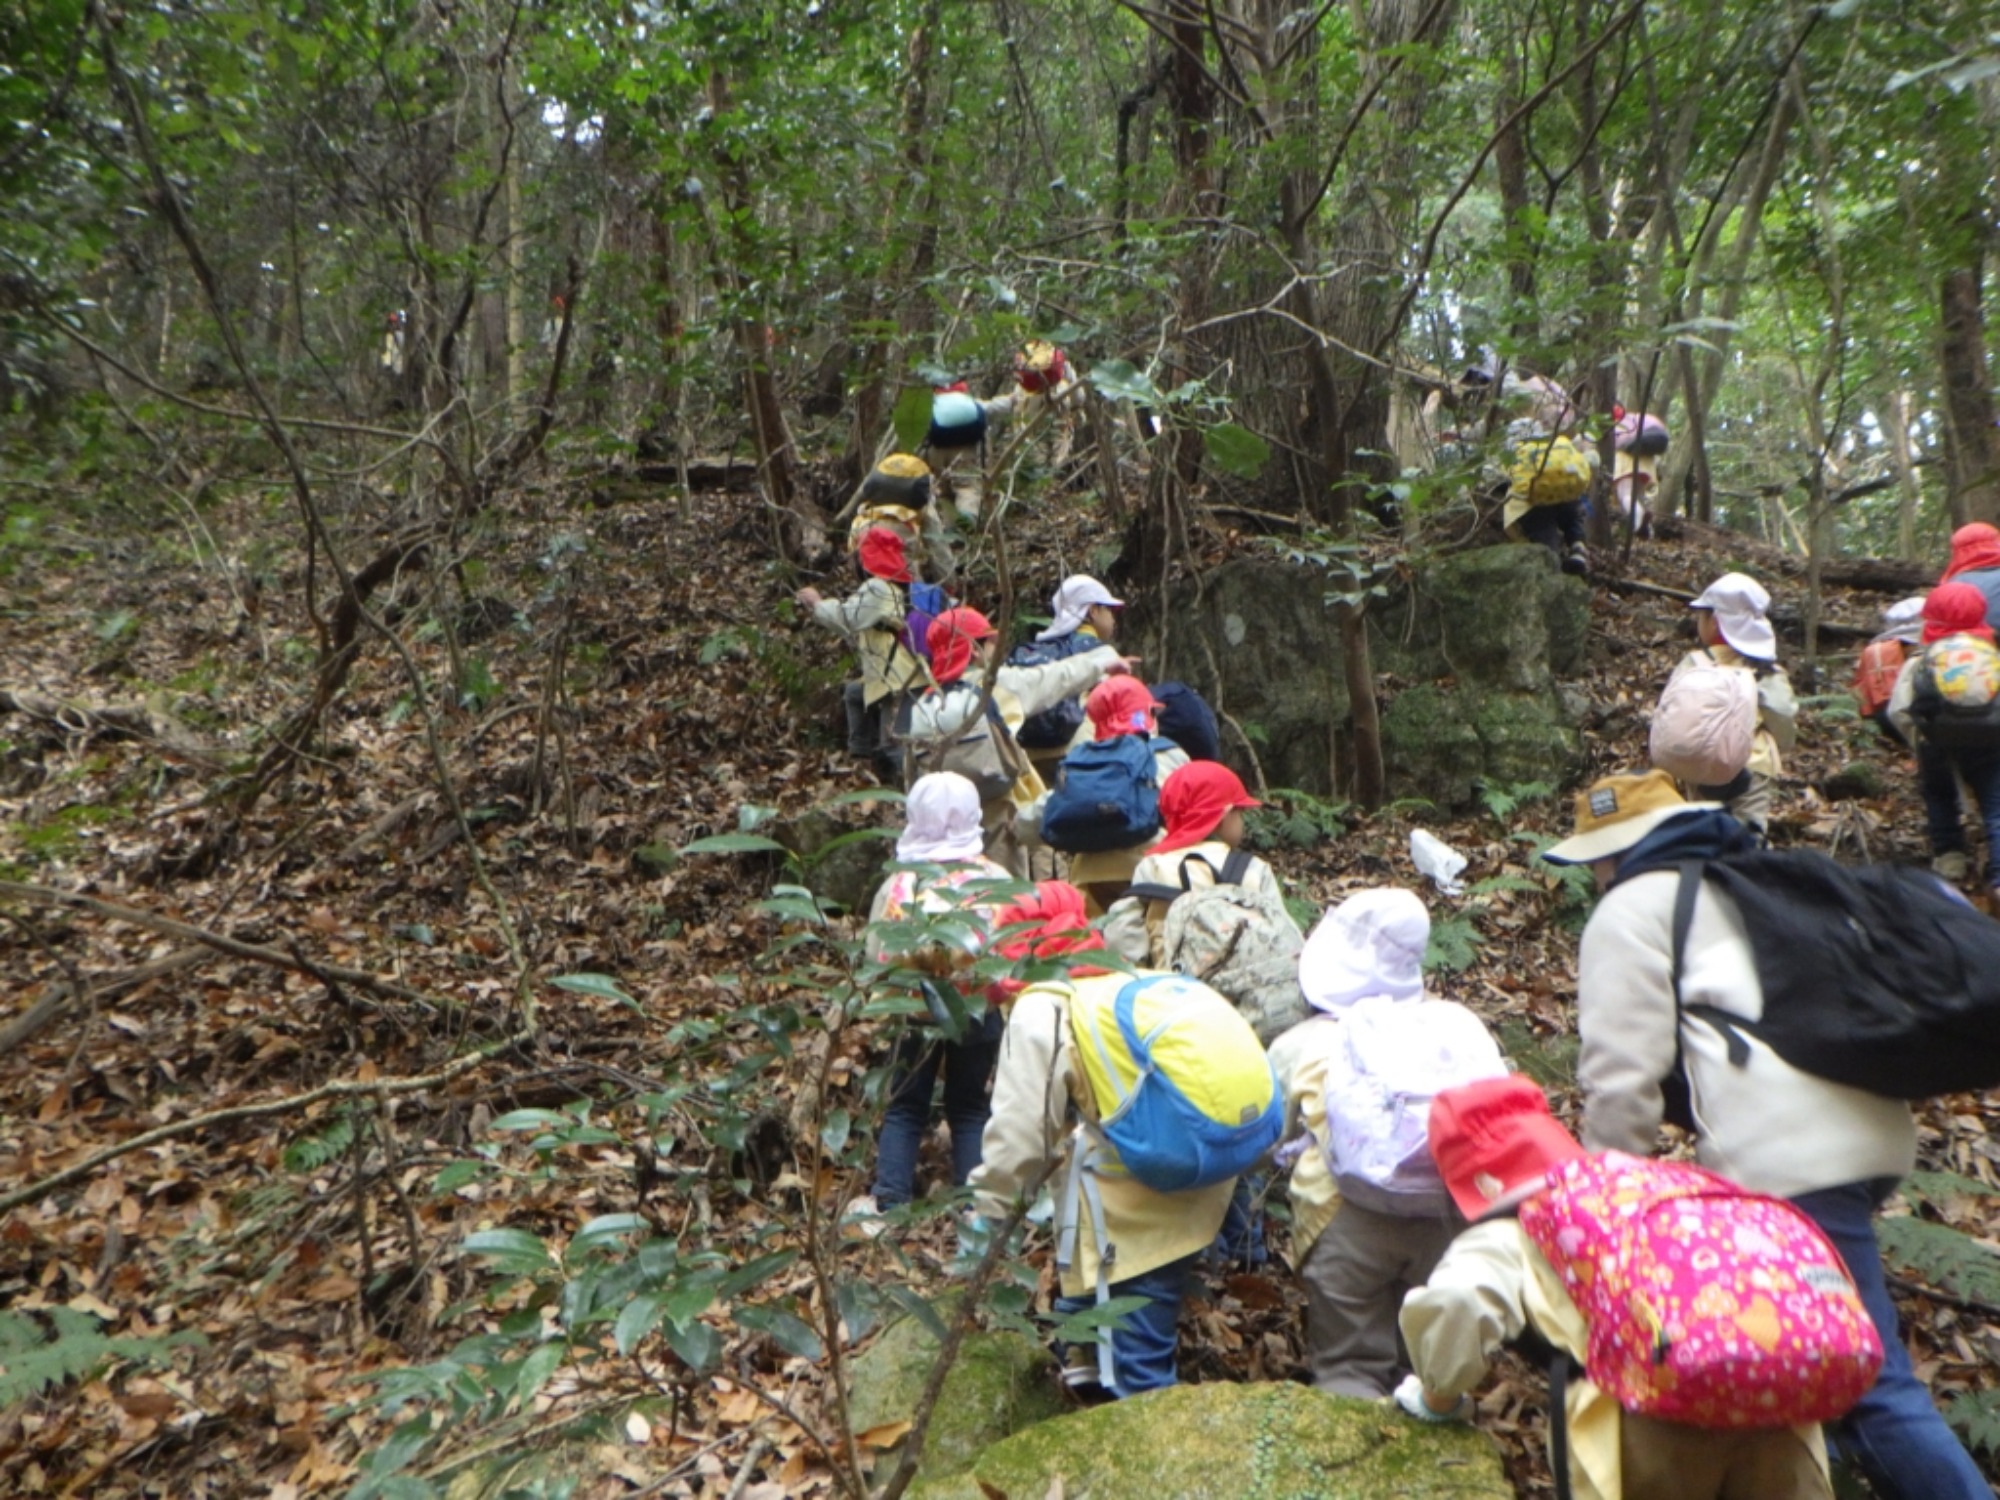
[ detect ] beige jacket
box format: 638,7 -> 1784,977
1120,841 -> 1290,963
1263,1015 -> 1343,1253
1402,1218 -> 1827,1500
810,577 -> 924,703
1576,869 -> 1915,1199
1670,644 -> 1797,778
969,972 -> 1236,1294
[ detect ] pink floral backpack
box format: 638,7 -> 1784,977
1518,1152 -> 1882,1429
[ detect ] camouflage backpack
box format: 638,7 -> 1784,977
1133,850 -> 1307,1045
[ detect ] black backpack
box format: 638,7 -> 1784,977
1908,640 -> 2000,750
1666,850 -> 2000,1099
1153,681 -> 1221,762
1005,636 -> 1092,750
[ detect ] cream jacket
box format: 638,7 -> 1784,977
908,647 -> 1122,775
810,577 -> 924,703
1671,644 -> 1797,778
1264,1015 -> 1343,1253
1576,869 -> 1915,1199
1122,841 -> 1290,963
969,972 -> 1235,1294
1401,1218 -> 1826,1500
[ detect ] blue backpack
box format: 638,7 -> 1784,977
902,579 -> 950,665
1039,735 -> 1165,852
927,391 -> 988,451
1153,681 -> 1221,762
1007,635 -> 1095,749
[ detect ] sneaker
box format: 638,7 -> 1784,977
1059,1343 -> 1108,1398
1561,543 -> 1590,577
1933,851 -> 1971,883
841,1195 -> 887,1239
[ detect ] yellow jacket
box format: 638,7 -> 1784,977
1263,1015 -> 1343,1253
969,971 -> 1235,1295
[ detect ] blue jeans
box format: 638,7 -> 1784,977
1790,1180 -> 1989,1500
871,1020 -> 1001,1208
1917,740 -> 2000,884
1053,1252 -> 1198,1398
1209,1175 -> 1268,1268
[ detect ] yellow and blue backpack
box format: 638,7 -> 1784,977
1508,434 -> 1592,506
1068,973 -> 1281,1193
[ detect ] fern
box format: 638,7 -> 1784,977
1901,1170 -> 2000,1215
1495,1019 -> 1579,1093
1426,912 -> 1482,973
0,1307 -> 201,1406
284,1111 -> 357,1173
1477,779 -> 1555,822
1947,1389 -> 2000,1458
1876,1216 -> 2000,1304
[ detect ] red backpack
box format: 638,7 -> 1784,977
1852,637 -> 1905,720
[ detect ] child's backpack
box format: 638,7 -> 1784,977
1067,973 -> 1282,1195
1040,735 -> 1166,852
1661,849 -> 2000,1099
1614,409 -> 1670,458
1507,435 -> 1592,506
908,684 -> 1023,802
1910,633 -> 2000,749
860,454 -> 933,511
1852,637 -> 1906,721
1518,1152 -> 1882,1430
1318,998 -> 1506,1216
927,391 -> 988,451
902,579 -> 950,667
1650,655 -> 1757,787
1006,637 -> 1090,750
1133,850 -> 1307,1045
1153,681 -> 1222,762
1015,341 -> 1068,396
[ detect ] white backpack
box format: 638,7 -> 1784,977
1319,997 -> 1506,1216
1650,654 -> 1757,787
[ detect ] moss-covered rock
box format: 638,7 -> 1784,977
768,805 -> 895,916
847,1315 -> 1063,1479
1380,685 -> 1582,810
910,1380 -> 1510,1500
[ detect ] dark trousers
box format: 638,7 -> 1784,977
1916,739 -> 2000,883
1515,499 -> 1585,554
871,1019 -> 1001,1208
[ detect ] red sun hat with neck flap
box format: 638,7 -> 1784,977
1944,523 -> 2000,582
1088,677 -> 1162,741
1923,582 -> 1994,643
1154,762 -> 1261,853
1428,1074 -> 1585,1221
986,880 -> 1106,1005
926,606 -> 997,685
856,526 -> 913,584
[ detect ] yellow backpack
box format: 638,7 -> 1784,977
1509,435 -> 1592,506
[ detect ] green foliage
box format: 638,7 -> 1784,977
1876,1216 -> 2000,1305
1476,779 -> 1555,823
283,1110 -> 358,1174
456,657 -> 501,713
1495,1018 -> 1579,1093
1947,1390 -> 2000,1460
1901,1170 -> 2000,1215
1426,911 -> 1483,973
1246,788 -> 1348,851
0,1306 -> 202,1407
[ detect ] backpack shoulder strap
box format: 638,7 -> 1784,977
1669,861 -> 1754,1079
1218,848 -> 1256,887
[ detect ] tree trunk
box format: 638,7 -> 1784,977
1940,257 -> 2000,526
1883,386 -> 1924,559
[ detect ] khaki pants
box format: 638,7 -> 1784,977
1301,1201 -> 1459,1399
1619,1412 -> 1830,1500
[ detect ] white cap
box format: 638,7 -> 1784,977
1690,572 -> 1776,661
1299,888 -> 1430,1014
1036,575 -> 1125,643
896,773 -> 987,863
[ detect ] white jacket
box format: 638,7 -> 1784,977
1576,869 -> 1915,1199
906,647 -> 1122,770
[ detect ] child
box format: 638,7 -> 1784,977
853,773 -> 1016,1224
1673,573 -> 1798,836
1267,890 -> 1505,1397
968,881 -> 1267,1398
1010,575 -> 1127,778
1498,370 -> 1592,577
797,526 -> 928,784
1853,597 -> 1925,748
1112,761 -> 1293,964
1397,1076 -> 1835,1500
1887,583 -> 2000,892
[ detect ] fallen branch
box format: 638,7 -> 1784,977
0,687 -> 221,766
0,944 -> 205,1052
0,1031 -> 533,1214
0,880 -> 449,1014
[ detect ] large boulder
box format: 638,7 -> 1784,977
1131,545 -> 1587,808
909,1380 -> 1511,1500
847,1313 -> 1063,1479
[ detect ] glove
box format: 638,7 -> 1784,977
1394,1373 -> 1470,1424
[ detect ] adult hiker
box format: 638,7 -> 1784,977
1008,575 -> 1126,778
905,605 -> 1130,878
1539,771 -> 1989,1500
1938,521 -> 2000,628
796,525 -> 928,784
851,452 -> 958,583
1398,1075 -> 1845,1500
1885,583 -> 2000,893
1669,573 -> 1797,837
1025,676 -> 1188,915
965,881 -> 1279,1399
1266,889 -> 1505,1399
849,772 -> 1015,1229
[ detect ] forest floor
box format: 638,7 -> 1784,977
3,472 -> 1999,1500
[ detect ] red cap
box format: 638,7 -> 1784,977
1944,523 -> 2000,582
1925,582 -> 1995,643
986,880 -> 1106,1004
926,607 -> 997,684
1088,677 -> 1161,741
856,526 -> 913,584
1154,762 -> 1261,853
1428,1075 -> 1584,1221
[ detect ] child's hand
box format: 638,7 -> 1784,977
1393,1373 -> 1471,1424
795,587 -> 823,610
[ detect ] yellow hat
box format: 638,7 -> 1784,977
875,453 -> 931,480
1541,771 -> 1719,866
